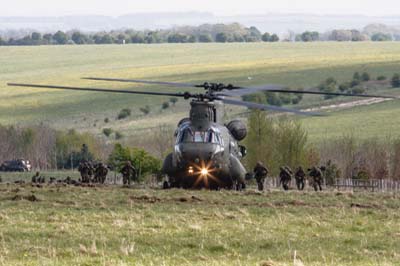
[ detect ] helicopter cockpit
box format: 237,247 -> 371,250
177,127 -> 223,145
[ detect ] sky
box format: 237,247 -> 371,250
1,0 -> 399,17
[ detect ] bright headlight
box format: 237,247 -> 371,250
201,168 -> 208,176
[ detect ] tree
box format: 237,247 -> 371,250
391,73 -> 400,88
31,32 -> 42,43
43,34 -> 53,44
353,72 -> 361,81
215,32 -> 228,43
131,34 -> 145,43
361,72 -> 370,82
169,97 -> 178,106
0,37 -> 5,46
261,32 -> 271,42
71,32 -> 88,44
102,128 -> 113,137
53,31 -> 68,44
198,34 -> 213,43
371,33 -> 392,41
100,34 -> 114,44
301,31 -> 319,42
269,34 -> 279,42
319,77 -> 338,99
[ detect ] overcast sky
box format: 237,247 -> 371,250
1,0 -> 399,17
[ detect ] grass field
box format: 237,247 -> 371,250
2,42 -> 400,140
0,182 -> 399,266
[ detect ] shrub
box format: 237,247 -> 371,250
162,102 -> 170,110
377,75 -> 387,81
117,108 -> 131,120
361,72 -> 370,81
102,128 -> 113,137
391,73 -> 400,88
139,105 -> 151,115
339,82 -> 350,92
104,118 -> 109,123
115,131 -> 124,140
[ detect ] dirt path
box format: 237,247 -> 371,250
302,98 -> 393,112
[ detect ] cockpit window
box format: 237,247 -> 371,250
178,128 -> 222,144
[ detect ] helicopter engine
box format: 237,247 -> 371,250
227,120 -> 247,141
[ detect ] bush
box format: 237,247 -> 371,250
377,75 -> 387,81
162,102 -> 170,110
115,131 -> 124,140
361,72 -> 370,81
391,73 -> 400,88
140,105 -> 151,115
350,79 -> 361,88
351,87 -> 366,94
104,117 -> 109,123
102,128 -> 113,137
339,82 -> 350,92
117,108 -> 131,120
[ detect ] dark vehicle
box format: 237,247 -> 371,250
8,77 -> 392,189
0,159 -> 32,172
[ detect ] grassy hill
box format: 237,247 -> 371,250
1,42 -> 400,140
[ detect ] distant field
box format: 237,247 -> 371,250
1,184 -> 399,266
1,42 -> 400,140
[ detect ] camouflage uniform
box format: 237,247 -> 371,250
88,162 -> 95,182
253,162 -> 269,191
31,171 -> 40,183
294,166 -> 306,190
309,166 -> 323,191
94,163 -> 108,184
78,162 -> 90,183
279,166 -> 292,191
121,161 -> 136,186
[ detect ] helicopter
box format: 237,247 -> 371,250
8,77 -> 393,189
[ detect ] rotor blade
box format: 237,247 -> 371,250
7,83 -> 191,98
220,85 -> 394,99
82,77 -> 197,88
219,84 -> 286,96
219,97 -> 323,116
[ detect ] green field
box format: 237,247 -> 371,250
0,183 -> 399,266
2,42 -> 400,140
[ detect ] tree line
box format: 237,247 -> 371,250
1,23 -> 399,46
0,23 -> 279,46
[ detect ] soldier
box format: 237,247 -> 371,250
121,161 -> 136,186
31,171 -> 40,183
294,166 -> 306,190
95,163 -> 108,184
309,166 -> 323,191
279,166 -> 292,191
78,162 -> 90,183
253,161 -> 269,191
88,162 -> 95,182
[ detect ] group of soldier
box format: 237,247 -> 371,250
78,162 -> 109,184
253,162 -> 324,191
78,160 -> 137,186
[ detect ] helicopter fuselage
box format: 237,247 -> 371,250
162,100 -> 247,189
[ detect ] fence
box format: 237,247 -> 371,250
264,177 -> 400,192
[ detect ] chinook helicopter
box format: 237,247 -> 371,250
8,78 -> 393,189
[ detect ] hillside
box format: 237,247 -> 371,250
1,42 -> 400,141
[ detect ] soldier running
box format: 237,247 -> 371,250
121,161 -> 136,186
253,161 -> 269,191
94,163 -> 108,184
279,166 -> 292,191
308,166 -> 323,191
294,166 -> 306,190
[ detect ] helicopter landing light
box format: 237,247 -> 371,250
188,166 -> 194,175
201,168 -> 209,176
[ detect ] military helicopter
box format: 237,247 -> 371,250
8,78 -> 393,189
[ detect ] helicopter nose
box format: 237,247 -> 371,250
179,143 -> 218,161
